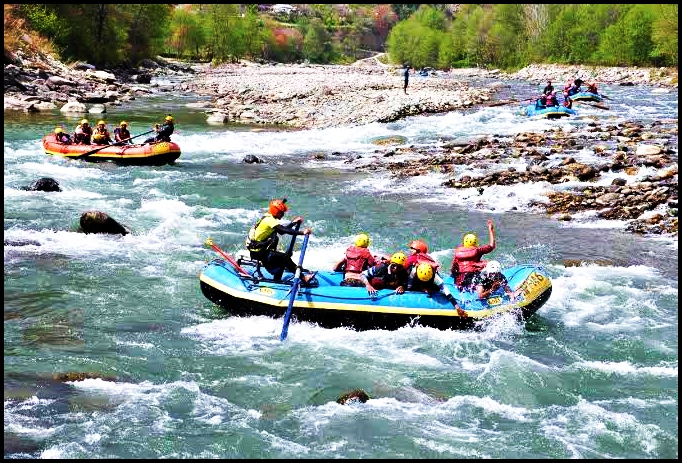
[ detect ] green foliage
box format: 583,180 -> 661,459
7,4 -> 678,69
651,5 -> 678,65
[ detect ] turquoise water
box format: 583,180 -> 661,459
4,80 -> 678,458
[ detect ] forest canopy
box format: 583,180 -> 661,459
4,4 -> 677,69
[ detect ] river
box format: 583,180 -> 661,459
4,76 -> 678,458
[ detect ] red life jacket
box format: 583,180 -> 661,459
344,246 -> 374,273
452,246 -> 487,274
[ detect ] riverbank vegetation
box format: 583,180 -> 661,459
4,4 -> 677,70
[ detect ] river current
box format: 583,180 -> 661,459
4,76 -> 678,458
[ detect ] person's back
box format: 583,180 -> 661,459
547,91 -> 559,106
543,80 -> 554,95
451,219 -> 496,289
333,233 -> 378,287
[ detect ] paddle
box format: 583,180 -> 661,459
279,232 -> 310,341
575,100 -> 610,110
285,220 -> 302,258
204,237 -> 251,276
75,129 -> 155,159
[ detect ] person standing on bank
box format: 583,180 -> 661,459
403,63 -> 410,95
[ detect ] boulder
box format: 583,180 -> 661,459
86,70 -> 116,83
79,211 -> 128,235
635,145 -> 662,156
21,177 -> 61,192
88,104 -> 107,114
337,389 -> 370,405
207,112 -> 229,124
243,154 -> 263,164
135,73 -> 152,84
60,100 -> 87,113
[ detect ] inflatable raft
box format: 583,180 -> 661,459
521,104 -> 576,119
570,91 -> 603,102
199,251 -> 553,332
42,134 -> 181,165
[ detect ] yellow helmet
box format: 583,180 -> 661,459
119,121 -> 128,127
80,119 -> 89,125
389,252 -> 407,267
54,127 -> 64,134
165,115 -> 174,123
416,262 -> 434,282
462,233 -> 478,247
354,233 -> 370,248
97,120 -> 106,126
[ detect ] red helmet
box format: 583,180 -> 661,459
408,239 -> 428,254
268,198 -> 289,216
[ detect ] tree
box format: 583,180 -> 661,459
651,4 -> 677,65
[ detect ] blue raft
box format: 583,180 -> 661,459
522,103 -> 576,118
199,254 -> 553,332
570,91 -> 603,102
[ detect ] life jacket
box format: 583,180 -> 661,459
245,214 -> 279,252
114,127 -> 131,142
92,128 -> 110,143
452,246 -> 486,274
344,245 -> 373,274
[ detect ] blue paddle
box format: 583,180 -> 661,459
280,233 -> 310,341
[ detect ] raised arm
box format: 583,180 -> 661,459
486,219 -> 496,249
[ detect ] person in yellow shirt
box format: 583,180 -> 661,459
245,198 -> 315,283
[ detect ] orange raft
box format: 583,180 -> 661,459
42,134 -> 181,166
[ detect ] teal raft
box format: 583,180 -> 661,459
199,252 -> 553,332
570,91 -> 603,102
521,104 -> 576,119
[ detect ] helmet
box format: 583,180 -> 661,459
119,121 -> 128,127
54,127 -> 64,134
416,262 -> 434,282
484,260 -> 501,274
408,239 -> 428,253
462,233 -> 478,247
165,115 -> 174,123
268,198 -> 288,216
97,120 -> 106,126
389,252 -> 407,267
80,119 -> 89,125
354,233 -> 370,248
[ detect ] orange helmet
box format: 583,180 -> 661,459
268,198 -> 289,216
408,239 -> 428,254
